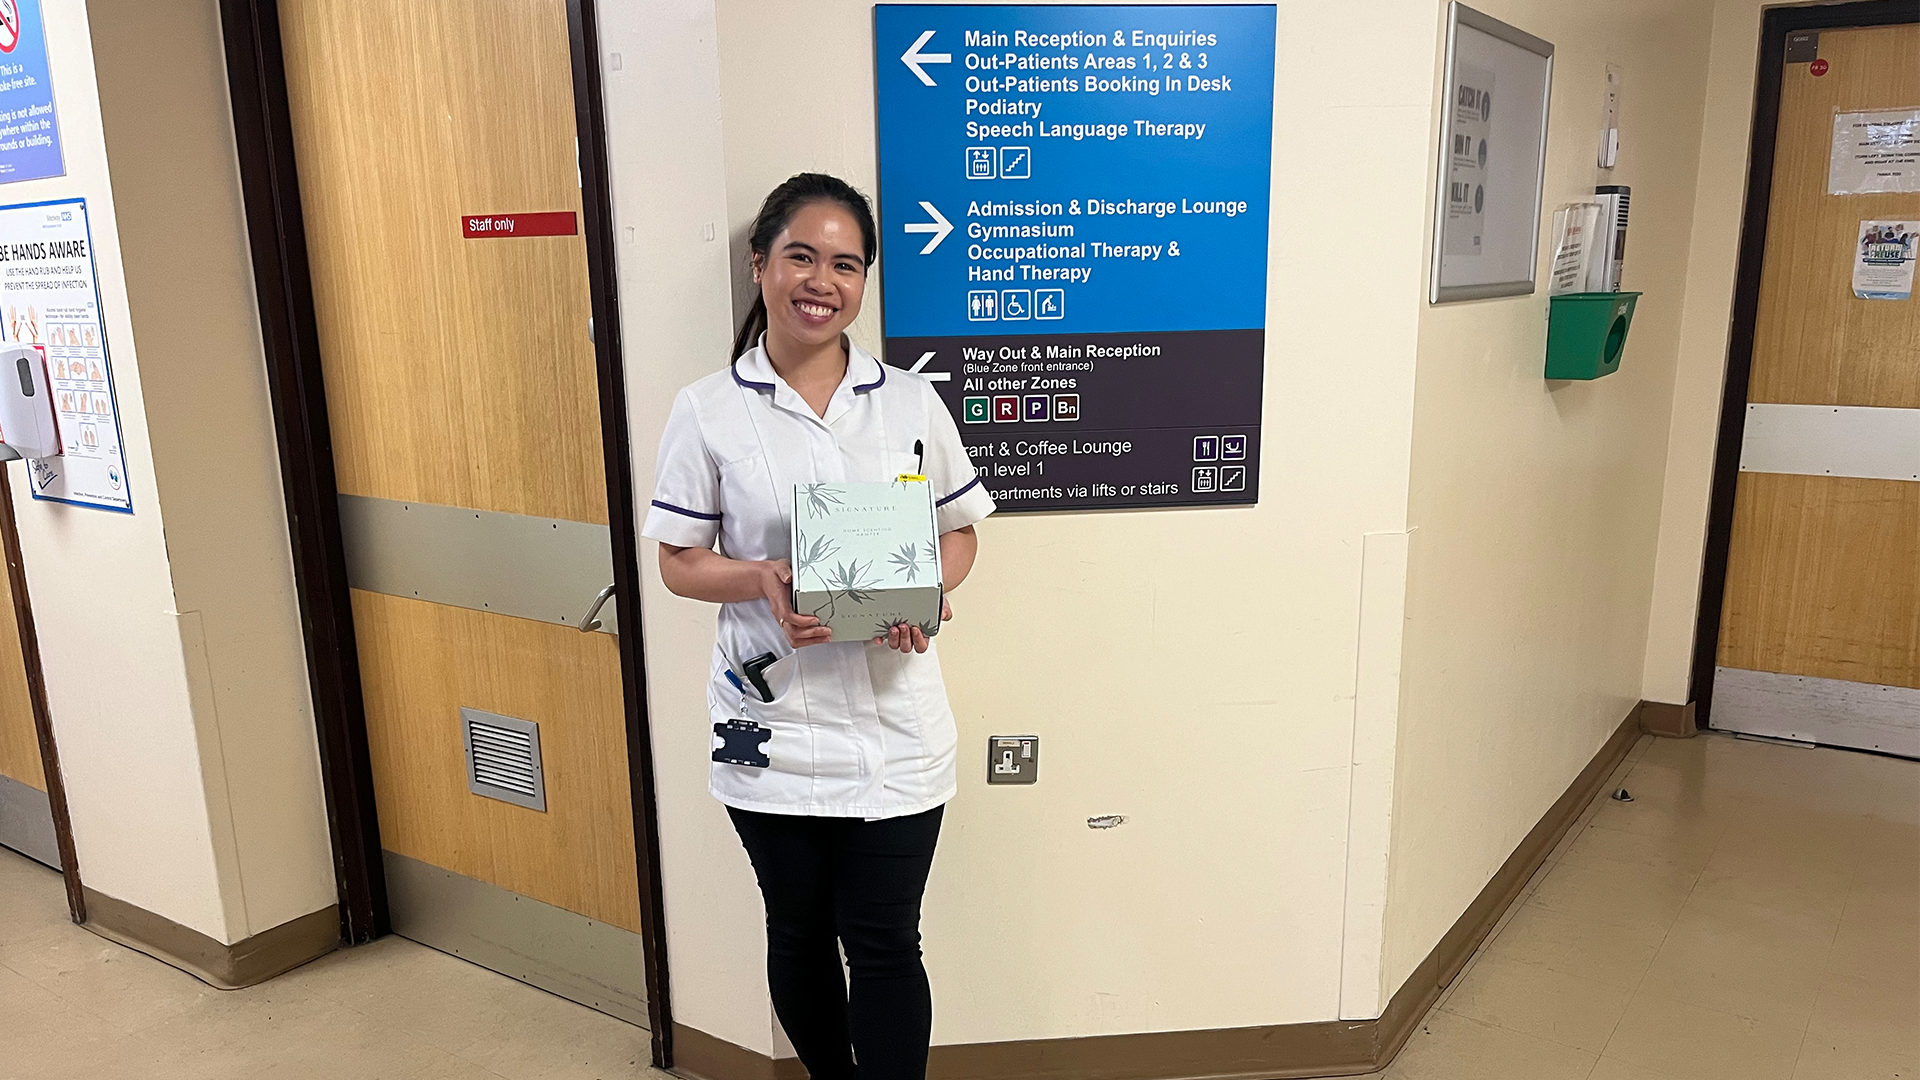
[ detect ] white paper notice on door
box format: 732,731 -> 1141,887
0,198 -> 132,513
1829,108 -> 1920,195
1444,63 -> 1495,257
1854,220 -> 1918,300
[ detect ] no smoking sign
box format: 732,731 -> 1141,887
0,0 -> 20,54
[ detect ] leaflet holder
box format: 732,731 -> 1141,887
1545,291 -> 1641,380
0,345 -> 62,461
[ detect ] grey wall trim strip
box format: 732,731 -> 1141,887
339,494 -> 618,634
383,850 -> 649,1029
0,771 -> 60,869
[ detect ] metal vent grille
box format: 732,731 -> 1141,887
462,708 -> 546,811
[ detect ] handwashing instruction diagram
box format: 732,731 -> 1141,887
876,5 -> 1275,512
0,198 -> 132,512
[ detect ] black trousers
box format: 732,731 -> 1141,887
728,804 -> 945,1080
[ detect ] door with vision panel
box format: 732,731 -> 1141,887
279,0 -> 647,1022
1714,22 -> 1920,756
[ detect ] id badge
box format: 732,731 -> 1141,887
713,718 -> 771,768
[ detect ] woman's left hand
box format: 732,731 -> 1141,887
875,597 -> 951,654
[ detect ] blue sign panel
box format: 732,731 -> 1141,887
0,0 -> 63,185
876,4 -> 1274,512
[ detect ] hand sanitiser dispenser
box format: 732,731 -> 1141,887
0,345 -> 62,461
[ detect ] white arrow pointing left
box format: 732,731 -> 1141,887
909,350 -> 951,382
901,30 -> 951,86
904,201 -> 952,254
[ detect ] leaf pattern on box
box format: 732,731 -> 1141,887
794,529 -> 838,580
888,542 -> 926,583
826,560 -> 881,604
800,483 -> 845,520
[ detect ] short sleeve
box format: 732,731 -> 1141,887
922,381 -> 996,533
641,390 -> 723,548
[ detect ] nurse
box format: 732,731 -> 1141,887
643,173 -> 993,1080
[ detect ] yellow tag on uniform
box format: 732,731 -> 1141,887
896,473 -> 927,482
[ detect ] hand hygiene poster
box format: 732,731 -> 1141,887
0,0 -> 64,184
875,5 -> 1276,512
0,198 -> 132,512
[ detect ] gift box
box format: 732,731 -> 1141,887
790,479 -> 943,642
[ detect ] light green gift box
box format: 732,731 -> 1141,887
789,480 -> 943,642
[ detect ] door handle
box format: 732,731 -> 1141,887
577,583 -> 616,632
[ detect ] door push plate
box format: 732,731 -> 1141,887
987,735 -> 1038,784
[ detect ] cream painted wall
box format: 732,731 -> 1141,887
1640,0 -> 1775,706
2,0 -> 331,945
88,0 -> 333,940
1380,0 -> 1717,997
607,0 -> 1440,1050
596,0 -> 773,1054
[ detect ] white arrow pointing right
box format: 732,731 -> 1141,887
903,201 -> 953,254
900,30 -> 951,86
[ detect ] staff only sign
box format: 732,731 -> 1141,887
875,4 -> 1275,512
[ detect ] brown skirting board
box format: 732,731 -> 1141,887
1637,699 -> 1698,739
671,707 -> 1643,1080
81,887 -> 339,990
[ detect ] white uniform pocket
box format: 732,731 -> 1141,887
733,648 -> 865,782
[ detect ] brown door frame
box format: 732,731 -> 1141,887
1689,0 -> 1919,729
217,0 -> 674,1064
0,469 -> 85,919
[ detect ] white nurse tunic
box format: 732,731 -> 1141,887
642,340 -> 996,819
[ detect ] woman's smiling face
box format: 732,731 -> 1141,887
755,200 -> 868,350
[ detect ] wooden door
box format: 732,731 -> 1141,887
280,0 -> 647,1023
0,485 -> 56,869
1714,22 -> 1920,756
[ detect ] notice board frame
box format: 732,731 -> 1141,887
1429,2 -> 1555,303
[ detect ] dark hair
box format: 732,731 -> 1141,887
731,173 -> 878,360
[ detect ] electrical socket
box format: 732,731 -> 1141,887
986,735 -> 1038,784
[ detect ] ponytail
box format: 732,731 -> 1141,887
731,173 -> 877,361
731,294 -> 769,362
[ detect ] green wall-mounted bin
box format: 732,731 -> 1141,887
1545,291 -> 1640,380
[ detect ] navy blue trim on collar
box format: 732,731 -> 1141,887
730,360 -> 775,392
935,474 -> 981,508
852,360 -> 886,393
651,499 -> 722,521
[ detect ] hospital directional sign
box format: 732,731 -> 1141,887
875,4 -> 1275,513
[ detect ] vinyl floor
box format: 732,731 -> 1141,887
1376,731 -> 1918,1080
0,731 -> 1914,1080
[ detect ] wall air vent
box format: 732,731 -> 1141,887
461,708 -> 547,812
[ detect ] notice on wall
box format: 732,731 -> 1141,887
874,4 -> 1275,512
1547,202 -> 1600,295
1444,64 -> 1494,257
0,0 -> 64,185
1853,220 -> 1917,301
1828,108 -> 1920,195
0,198 -> 131,512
